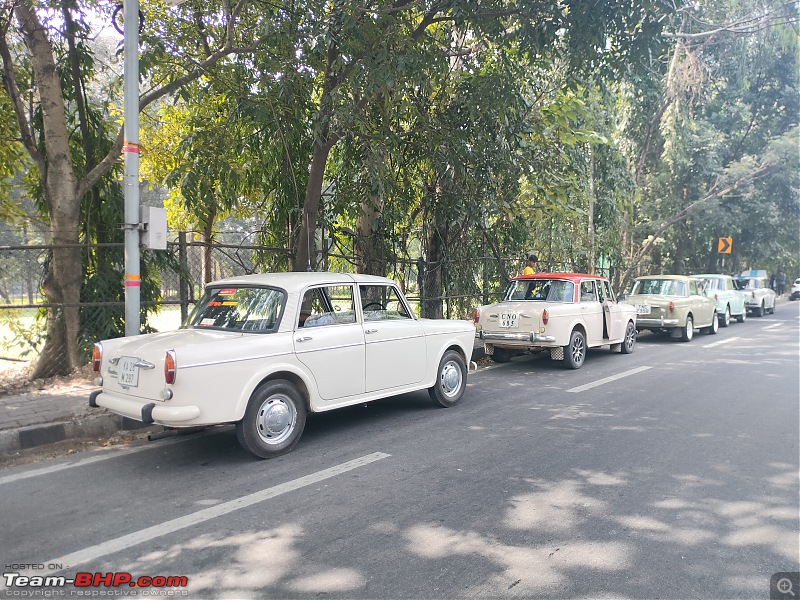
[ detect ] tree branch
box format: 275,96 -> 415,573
0,30 -> 44,174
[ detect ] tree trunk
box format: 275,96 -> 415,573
355,194 -> 387,276
15,3 -> 82,378
422,210 -> 447,319
200,204 -> 217,284
293,141 -> 332,271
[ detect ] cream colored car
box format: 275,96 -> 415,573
626,275 -> 718,341
474,273 -> 638,369
89,273 -> 476,459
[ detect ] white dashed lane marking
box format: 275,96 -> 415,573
567,366 -> 652,393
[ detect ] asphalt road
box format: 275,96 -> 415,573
2,305 -> 798,599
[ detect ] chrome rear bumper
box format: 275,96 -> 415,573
476,330 -> 556,343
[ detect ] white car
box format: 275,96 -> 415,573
90,272 -> 476,458
739,276 -> 776,316
790,278 -> 800,301
474,273 -> 638,369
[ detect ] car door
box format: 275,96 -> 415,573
579,280 -> 604,346
689,279 -> 714,326
359,283 -> 427,393
599,279 -> 625,341
294,284 -> 366,401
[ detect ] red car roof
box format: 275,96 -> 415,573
510,272 -> 606,283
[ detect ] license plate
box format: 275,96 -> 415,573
499,312 -> 519,328
636,304 -> 650,315
117,356 -> 140,387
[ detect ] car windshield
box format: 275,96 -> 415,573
741,278 -> 762,290
631,279 -> 686,296
505,279 -> 575,302
187,286 -> 285,332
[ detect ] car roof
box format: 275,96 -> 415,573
205,271 -> 397,292
511,272 -> 606,283
634,274 -> 693,280
692,273 -> 732,278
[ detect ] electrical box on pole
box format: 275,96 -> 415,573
140,206 -> 168,250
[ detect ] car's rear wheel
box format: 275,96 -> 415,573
679,315 -> 694,342
754,301 -> 764,317
429,350 -> 467,407
563,329 -> 586,369
620,321 -> 636,354
236,380 -> 306,459
489,347 -> 513,363
720,306 -> 731,327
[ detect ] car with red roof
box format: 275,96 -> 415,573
474,273 -> 638,369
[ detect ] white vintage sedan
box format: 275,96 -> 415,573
89,272 -> 476,458
474,273 -> 638,369
738,275 -> 776,316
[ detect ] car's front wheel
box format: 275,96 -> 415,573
754,301 -> 764,317
736,309 -> 746,323
563,329 -> 586,369
703,311 -> 719,335
620,321 -> 636,354
236,380 -> 307,459
720,306 -> 731,327
429,350 -> 467,407
679,315 -> 694,342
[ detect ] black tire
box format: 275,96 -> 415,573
429,350 -> 467,407
563,329 -> 586,369
236,379 -> 307,459
768,302 -> 775,314
679,314 -> 694,342
720,306 -> 731,327
620,321 -> 636,354
754,301 -> 764,317
703,311 -> 719,334
736,309 -> 746,323
489,347 -> 513,363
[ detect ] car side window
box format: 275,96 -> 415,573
689,280 -> 699,295
360,285 -> 412,321
580,280 -> 598,302
298,285 -> 356,328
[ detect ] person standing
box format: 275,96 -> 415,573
777,270 -> 786,296
522,254 -> 538,275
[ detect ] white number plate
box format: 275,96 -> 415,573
636,304 -> 651,315
499,312 -> 519,328
117,356 -> 140,387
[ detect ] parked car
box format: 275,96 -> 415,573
693,273 -> 747,326
89,272 -> 476,458
790,278 -> 800,301
625,275 -> 717,342
739,275 -> 776,316
474,273 -> 638,369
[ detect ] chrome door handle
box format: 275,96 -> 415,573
365,328 -> 378,334
133,360 -> 155,369
295,336 -> 312,342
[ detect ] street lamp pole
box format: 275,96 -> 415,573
122,0 -> 141,336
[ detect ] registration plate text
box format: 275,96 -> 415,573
117,356 -> 140,387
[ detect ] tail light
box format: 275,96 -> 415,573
542,309 -> 549,325
669,301 -> 674,312
714,294 -> 718,301
752,291 -> 756,298
164,350 -> 177,384
473,308 -> 479,324
92,343 -> 102,372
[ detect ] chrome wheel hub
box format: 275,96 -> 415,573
256,396 -> 295,444
572,337 -> 585,364
440,361 -> 463,397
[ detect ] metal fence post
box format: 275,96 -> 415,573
178,232 -> 189,324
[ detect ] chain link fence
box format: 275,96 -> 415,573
1,231 -> 614,378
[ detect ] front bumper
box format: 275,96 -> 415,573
476,330 -> 557,344
91,390 -> 200,425
791,291 -> 800,299
636,317 -> 679,328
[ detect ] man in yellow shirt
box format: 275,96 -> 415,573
522,254 -> 538,275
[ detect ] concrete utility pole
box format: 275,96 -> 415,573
122,0 -> 141,336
